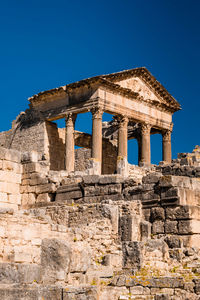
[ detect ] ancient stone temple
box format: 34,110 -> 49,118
0,67 -> 180,176
0,68 -> 200,300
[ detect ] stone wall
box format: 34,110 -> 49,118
0,147 -> 200,299
0,147 -> 22,210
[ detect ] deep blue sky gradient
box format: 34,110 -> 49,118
0,0 -> 199,164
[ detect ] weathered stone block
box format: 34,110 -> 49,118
122,241 -> 143,270
151,207 -> 165,221
41,238 -> 71,283
70,245 -> 91,273
36,183 -> 56,194
0,263 -> 41,284
166,206 -> 190,220
152,221 -> 164,234
178,220 -> 192,234
21,151 -> 38,163
164,236 -> 181,248
142,173 -> 161,184
165,220 -> 178,234
99,175 -> 123,184
140,221 -> 151,241
56,190 -> 82,201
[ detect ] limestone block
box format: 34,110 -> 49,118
14,250 -> 32,263
152,221 -> 164,234
0,171 -> 21,184
178,220 -> 200,234
82,175 -> 100,184
0,182 -> 20,194
142,173 -> 161,184
70,244 -> 91,273
8,194 -> 21,205
119,215 -> 140,241
182,234 -> 200,248
165,206 -> 190,220
177,188 -> 196,206
0,225 -> 5,237
21,151 -> 38,163
99,175 -> 124,184
0,147 -> 21,163
103,254 -> 122,269
0,263 -> 41,284
164,236 -> 182,248
23,162 -> 41,174
140,221 -> 151,241
122,241 -> 143,270
41,238 -> 71,283
29,175 -> 48,186
151,207 -> 165,221
164,220 -> 178,234
21,193 -> 36,207
101,203 -> 119,234
130,286 -> 150,295
0,202 -> 18,210
0,192 -> 8,202
36,183 -> 56,194
2,161 -> 22,174
56,190 -> 82,202
36,193 -> 52,203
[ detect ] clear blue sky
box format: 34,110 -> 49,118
0,0 -> 199,164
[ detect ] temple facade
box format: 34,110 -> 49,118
0,67 -> 180,176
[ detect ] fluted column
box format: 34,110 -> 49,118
162,130 -> 172,163
139,123 -> 151,166
65,113 -> 76,172
118,115 -> 128,158
91,107 -> 103,174
117,115 -> 128,176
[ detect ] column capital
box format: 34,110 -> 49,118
162,130 -> 171,142
91,106 -> 103,119
116,115 -> 128,128
140,123 -> 151,135
65,113 -> 77,126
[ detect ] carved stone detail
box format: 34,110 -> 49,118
140,123 -> 151,135
162,130 -> 171,142
91,107 -> 103,120
117,115 -> 129,128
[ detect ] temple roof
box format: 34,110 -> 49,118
29,67 -> 181,113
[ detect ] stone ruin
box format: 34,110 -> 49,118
0,67 -> 199,299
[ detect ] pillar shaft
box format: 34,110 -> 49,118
118,116 -> 128,158
65,113 -> 76,172
116,115 -> 128,176
162,130 -> 172,163
140,123 -> 151,165
91,107 -> 103,163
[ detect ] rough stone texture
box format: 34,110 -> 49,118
1,70 -> 200,298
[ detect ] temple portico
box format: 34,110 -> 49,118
22,67 -> 180,175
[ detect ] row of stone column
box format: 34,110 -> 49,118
65,108 -> 172,174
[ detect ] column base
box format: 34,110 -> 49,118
139,161 -> 151,168
88,158 -> 101,175
117,156 -> 128,177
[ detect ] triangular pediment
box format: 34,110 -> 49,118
115,77 -> 161,103
101,67 -> 181,112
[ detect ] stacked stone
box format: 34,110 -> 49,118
0,147 -> 22,210
20,151 -> 59,207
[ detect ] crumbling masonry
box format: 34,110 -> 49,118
0,68 -> 200,299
